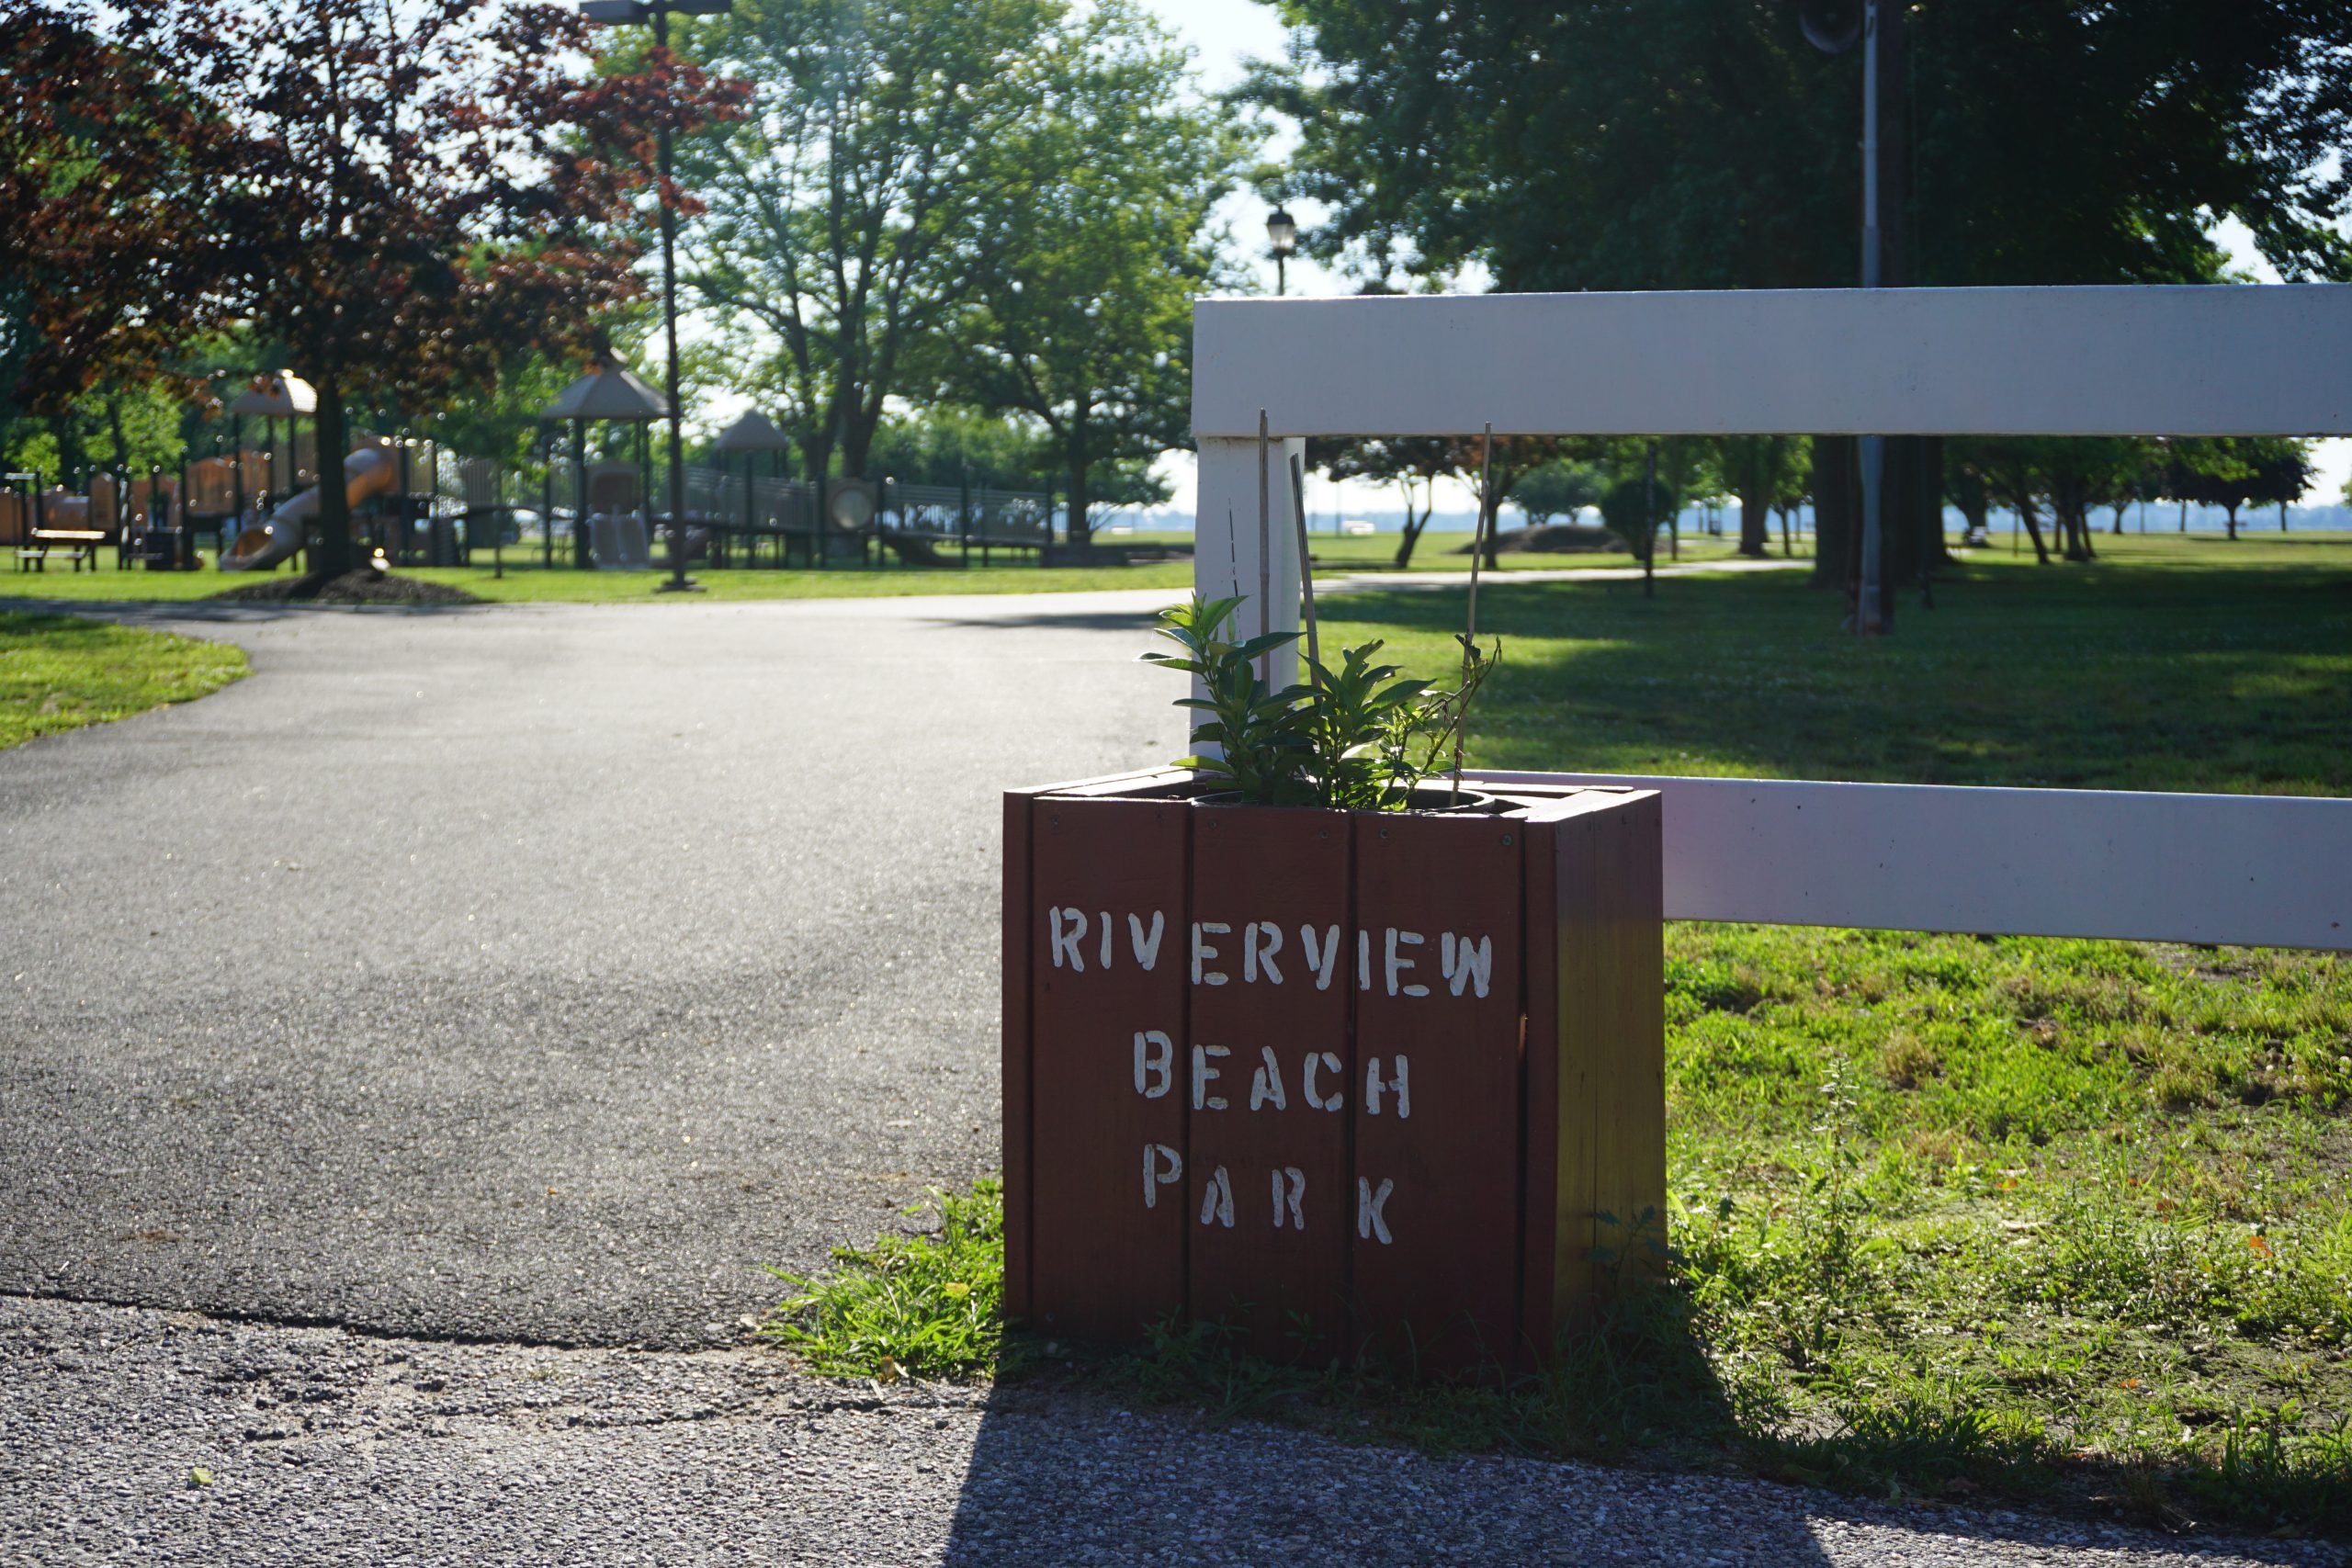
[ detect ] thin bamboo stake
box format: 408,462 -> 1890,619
1287,451 -> 1321,689
1257,409 -> 1272,688
1452,422 -> 1494,804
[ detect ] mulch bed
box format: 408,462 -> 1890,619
208,570 -> 485,606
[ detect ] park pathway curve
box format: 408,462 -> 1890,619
4,587 -> 2327,1567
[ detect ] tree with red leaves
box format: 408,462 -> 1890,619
0,6 -> 238,462
14,0 -> 740,580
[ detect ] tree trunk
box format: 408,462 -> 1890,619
2010,491 -> 2051,565
1811,435 -> 1857,588
1065,435 -> 1091,547
2225,503 -> 2239,541
1736,484 -> 1770,557
1778,504 -> 1793,558
1952,465 -> 1989,544
51,413 -> 85,489
311,368 -> 353,578
1392,483 -> 1430,568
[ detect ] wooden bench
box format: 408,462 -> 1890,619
14,529 -> 107,572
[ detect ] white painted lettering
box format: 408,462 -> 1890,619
1133,1030 -> 1173,1099
1242,920 -> 1285,985
1127,911 -> 1166,971
1303,1051 -> 1345,1111
1192,921 -> 1230,986
1357,1177 -> 1395,1244
1049,908 -> 1087,972
1143,1144 -> 1182,1208
1249,1045 -> 1287,1111
1272,1167 -> 1306,1230
1098,910 -> 1113,971
1299,924 -> 1341,991
1442,931 -> 1494,998
1357,930 -> 1372,992
1365,1055 -> 1411,1118
1192,1043 -> 1229,1111
1385,929 -> 1430,998
1200,1165 -> 1235,1227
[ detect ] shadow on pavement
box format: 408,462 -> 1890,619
939,1387 -> 2335,1566
918,606 -> 1170,634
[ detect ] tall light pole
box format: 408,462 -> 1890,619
1800,0 -> 1890,635
582,0 -> 729,592
1266,207 -> 1297,297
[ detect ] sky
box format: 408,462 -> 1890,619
1132,0 -> 2351,521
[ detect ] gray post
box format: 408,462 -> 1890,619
1855,0 -> 1887,635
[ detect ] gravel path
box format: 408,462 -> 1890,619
5,1296 -> 2337,1568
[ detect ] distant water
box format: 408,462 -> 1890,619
1108,503 -> 2352,536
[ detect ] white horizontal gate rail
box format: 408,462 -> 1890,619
1191,285 -> 2352,952
1481,774 -> 2352,953
1192,286 -> 2352,438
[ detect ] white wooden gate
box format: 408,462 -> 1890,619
1191,286 -> 2352,951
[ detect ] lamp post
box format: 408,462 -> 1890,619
581,0 -> 729,592
1266,207 -> 1297,297
1800,0 -> 1896,635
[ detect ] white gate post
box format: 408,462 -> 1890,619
1193,434 -> 1306,690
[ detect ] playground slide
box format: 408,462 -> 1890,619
218,446 -> 399,571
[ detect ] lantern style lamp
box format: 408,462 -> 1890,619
1266,207 -> 1298,297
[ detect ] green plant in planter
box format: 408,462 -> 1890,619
1299,637 -> 1431,809
1142,593 -> 1317,804
1144,593 -> 1500,809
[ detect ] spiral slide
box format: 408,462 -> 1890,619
219,446 -> 401,571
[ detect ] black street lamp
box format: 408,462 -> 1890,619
581,0 -> 729,592
1266,207 -> 1298,297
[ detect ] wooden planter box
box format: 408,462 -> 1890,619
1001,769 -> 1665,1372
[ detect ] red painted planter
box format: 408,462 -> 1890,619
1002,770 -> 1666,1373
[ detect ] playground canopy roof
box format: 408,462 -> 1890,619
227,372 -> 317,417
713,410 -> 791,453
540,351 -> 670,423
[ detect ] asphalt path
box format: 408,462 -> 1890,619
1,590 -> 1184,1348
4,586 -> 2337,1567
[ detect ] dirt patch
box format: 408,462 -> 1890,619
209,570 -> 484,606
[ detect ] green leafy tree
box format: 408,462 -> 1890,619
2171,437 -> 2312,539
1253,0 -> 2352,594
1313,436 -> 1451,569
1722,437 -> 1802,559
944,1 -> 1243,542
1259,0 -> 2350,290
1511,460 -> 1606,529
674,0 -> 1060,485
1599,470 -> 1676,567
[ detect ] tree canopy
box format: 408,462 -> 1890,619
941,0 -> 1242,539
1258,0 -> 2352,292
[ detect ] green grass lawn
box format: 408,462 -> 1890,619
0,612 -> 246,750
0,523 -> 1730,605
0,551 -> 1200,602
774,530 -> 2352,1538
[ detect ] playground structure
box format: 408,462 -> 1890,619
6,357 -> 1104,577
